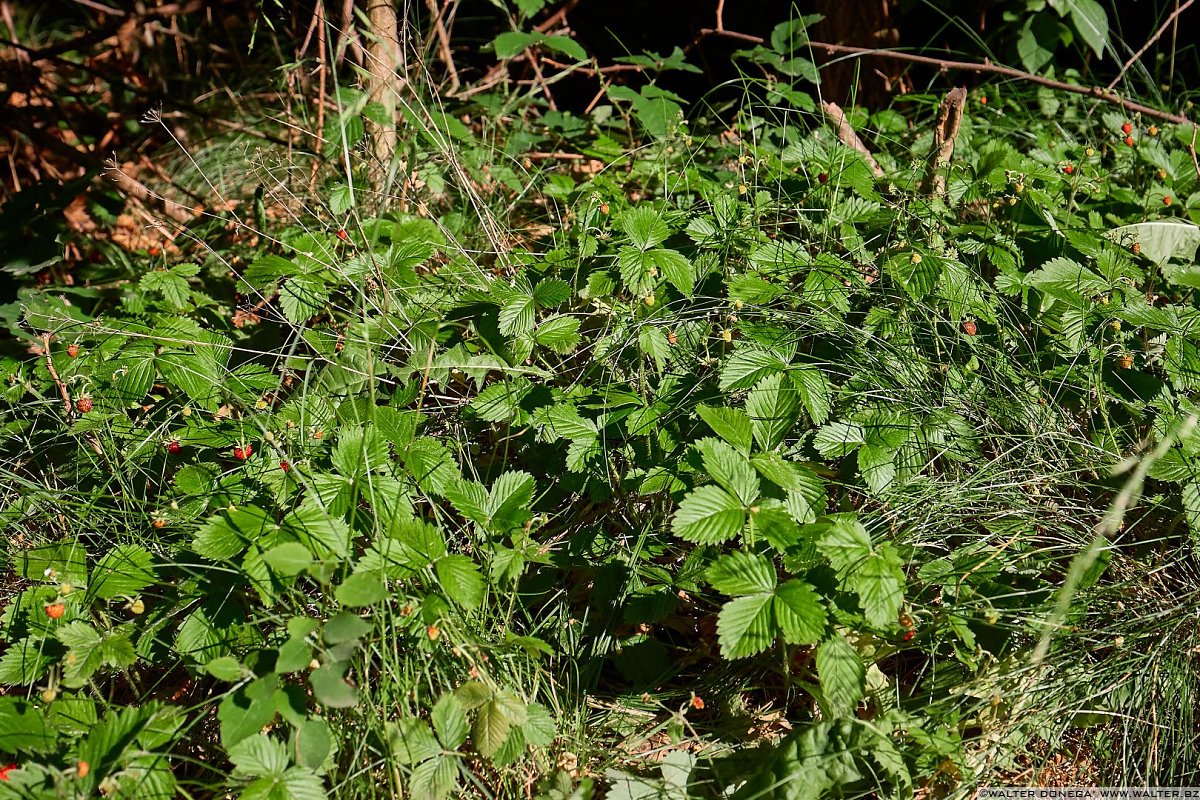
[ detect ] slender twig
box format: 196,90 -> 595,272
339,0 -> 364,64
539,57 -> 644,76
68,0 -> 125,15
692,28 -> 1195,127
41,333 -> 74,418
535,0 -> 580,33
424,0 -> 460,93
527,51 -> 558,111
1189,127 -> 1200,181
1107,0 -> 1196,89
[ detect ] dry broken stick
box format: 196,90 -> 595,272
105,160 -> 194,223
821,101 -> 884,178
920,87 -> 967,199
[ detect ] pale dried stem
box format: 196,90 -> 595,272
104,161 -> 194,222
920,86 -> 966,198
820,101 -> 884,177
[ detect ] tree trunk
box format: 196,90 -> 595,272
364,0 -> 401,181
813,0 -> 902,108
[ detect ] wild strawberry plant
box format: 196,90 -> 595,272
2,30 -> 1200,799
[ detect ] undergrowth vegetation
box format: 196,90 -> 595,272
2,4 -> 1200,798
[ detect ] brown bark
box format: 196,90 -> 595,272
812,0 -> 902,107
364,0 -> 401,178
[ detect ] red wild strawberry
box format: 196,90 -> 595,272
45,603 -> 66,619
979,95 -> 988,105
962,319 -> 977,336
1121,121 -> 1133,135
280,460 -> 291,472
336,229 -> 349,242
148,246 -> 161,257
167,440 -> 181,455
66,344 -> 80,358
233,445 -> 253,460
1125,136 -> 1135,147
1061,164 -> 1074,175
818,172 -> 829,185
0,763 -> 16,781
75,396 -> 93,413
1164,196 -> 1173,206
901,630 -> 916,642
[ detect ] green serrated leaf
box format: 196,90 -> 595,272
671,485 -> 746,543
747,373 -> 799,451
816,634 -> 864,717
717,593 -> 775,659
432,694 -> 469,750
708,551 -> 775,596
435,555 -> 485,609
773,580 -> 827,645
694,438 -> 760,506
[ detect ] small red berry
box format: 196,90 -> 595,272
962,319 -> 977,336
0,763 -> 16,781
233,445 -> 252,461
690,695 -> 705,710
75,396 -> 93,413
148,246 -> 161,257
817,172 -> 829,185
45,603 -> 65,619
1062,164 -> 1074,175
979,95 -> 988,105
901,629 -> 915,642
336,229 -> 349,242
1121,122 -> 1133,135
66,344 -> 80,358
1125,136 -> 1135,147
167,440 -> 181,455
1164,196 -> 1172,206
280,460 -> 291,472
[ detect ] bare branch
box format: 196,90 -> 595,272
1107,0 -> 1197,90
691,28 -> 1195,127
